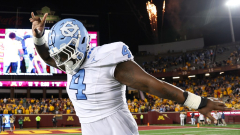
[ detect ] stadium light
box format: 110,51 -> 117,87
188,75 -> 195,78
225,0 -> 240,43
173,76 -> 180,79
226,0 -> 240,7
205,73 -> 210,76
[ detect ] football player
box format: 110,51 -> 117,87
30,12 -> 232,135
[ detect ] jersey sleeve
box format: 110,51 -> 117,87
95,42 -> 134,66
94,42 -> 134,78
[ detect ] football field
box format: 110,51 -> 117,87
138,127 -> 240,135
1,124 -> 239,135
50,128 -> 240,135
57,127 -> 240,135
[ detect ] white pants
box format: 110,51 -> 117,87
222,119 -> 227,126
81,107 -> 139,135
180,118 -> 184,126
191,118 -> 195,125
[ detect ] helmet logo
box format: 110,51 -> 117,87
49,30 -> 56,46
60,21 -> 79,37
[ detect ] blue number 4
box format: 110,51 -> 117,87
122,45 -> 131,58
69,69 -> 87,100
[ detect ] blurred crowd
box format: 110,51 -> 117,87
141,49 -> 215,73
0,75 -> 240,115
0,97 -> 75,114
141,46 -> 240,74
128,75 -> 240,113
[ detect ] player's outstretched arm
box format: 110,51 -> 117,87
29,12 -> 58,69
115,61 -> 186,103
114,60 -> 233,121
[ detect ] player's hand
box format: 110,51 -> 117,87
29,12 -> 48,38
198,98 -> 233,122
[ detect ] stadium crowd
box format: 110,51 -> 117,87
128,75 -> 240,113
0,76 -> 239,115
141,49 -> 215,73
0,97 -> 75,114
141,46 -> 240,74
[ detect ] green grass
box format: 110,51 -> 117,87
149,124 -> 240,128
139,128 -> 240,135
40,127 -> 240,135
185,124 -> 240,128
51,128 -> 240,135
14,126 -> 81,130
13,124 -> 240,135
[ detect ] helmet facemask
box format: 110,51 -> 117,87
49,32 -> 89,75
48,20 -> 91,75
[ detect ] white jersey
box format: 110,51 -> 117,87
199,113 -> 204,120
213,113 -> 218,120
67,42 -> 133,123
180,113 -> 185,119
217,112 -> 221,119
4,39 -> 22,62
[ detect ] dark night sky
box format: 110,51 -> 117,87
0,0 -> 240,54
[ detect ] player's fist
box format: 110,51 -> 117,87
29,12 -> 48,38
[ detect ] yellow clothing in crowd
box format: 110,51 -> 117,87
66,109 -> 71,114
25,109 -> 30,114
225,103 -> 232,108
31,99 -> 35,103
3,109 -> 8,114
49,104 -> 54,111
134,108 -> 138,113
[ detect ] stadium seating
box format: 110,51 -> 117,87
0,98 -> 75,114
128,75 -> 240,113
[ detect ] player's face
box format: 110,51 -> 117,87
58,52 -> 77,67
58,51 -> 68,63
58,45 -> 76,64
